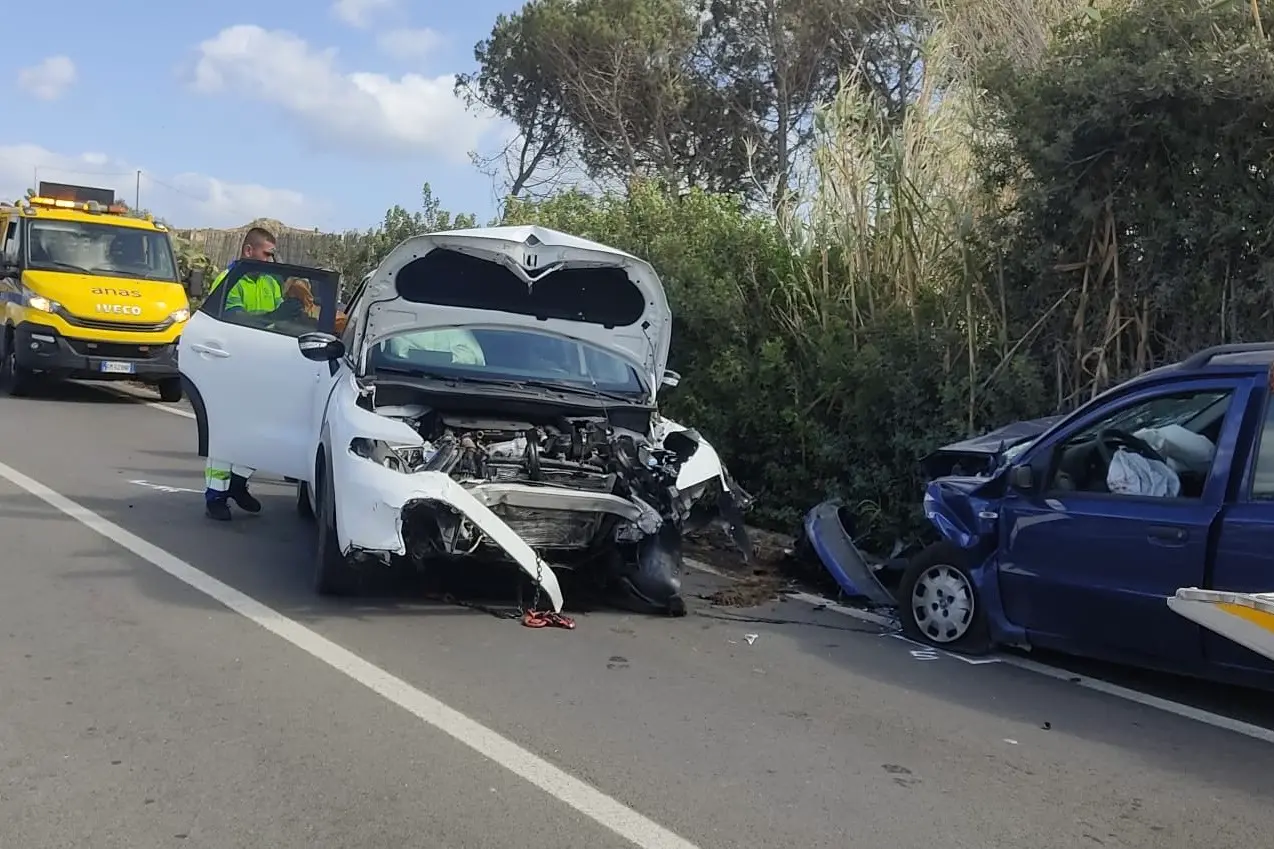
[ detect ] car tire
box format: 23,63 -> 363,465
898,541 -> 992,655
296,480 -> 315,521
0,331 -> 37,398
157,378 -> 183,403
314,459 -> 358,596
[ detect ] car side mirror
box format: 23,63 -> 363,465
298,331 -> 345,362
661,369 -> 681,388
1008,464 -> 1034,491
186,269 -> 205,297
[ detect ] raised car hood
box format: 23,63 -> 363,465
921,415 -> 1063,479
355,226 -> 672,395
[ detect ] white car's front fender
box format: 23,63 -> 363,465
326,383 -> 564,612
652,415 -> 731,493
652,415 -> 753,558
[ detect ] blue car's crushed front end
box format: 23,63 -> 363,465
920,415 -> 1062,480
797,416 -> 1057,632
923,475 -> 1003,550
918,414 -> 1061,551
921,468 -> 1037,648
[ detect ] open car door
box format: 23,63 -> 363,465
180,259 -> 340,482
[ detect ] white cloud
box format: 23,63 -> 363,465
189,25 -> 495,163
18,56 -> 77,101
0,143 -> 323,230
332,0 -> 396,28
377,27 -> 444,62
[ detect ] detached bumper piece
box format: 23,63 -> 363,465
799,501 -> 898,608
1169,588 -> 1274,663
14,324 -> 178,381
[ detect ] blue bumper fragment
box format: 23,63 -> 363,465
801,501 -> 898,608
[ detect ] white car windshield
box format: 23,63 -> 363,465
369,326 -> 646,396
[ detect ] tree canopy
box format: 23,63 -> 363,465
331,0 -> 1274,547
457,0 -> 923,204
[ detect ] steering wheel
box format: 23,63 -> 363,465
1095,427 -> 1166,467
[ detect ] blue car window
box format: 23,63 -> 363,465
1251,402 -> 1274,499
1070,391 -> 1228,443
1049,388 -> 1233,499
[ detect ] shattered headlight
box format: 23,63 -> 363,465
349,438 -> 424,472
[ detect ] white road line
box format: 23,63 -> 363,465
996,654 -> 1274,744
142,402 -> 195,420
683,558 -> 730,578
783,590 -> 1274,744
887,633 -> 1002,665
0,458 -> 703,849
785,590 -> 897,628
88,382 -> 197,419
82,379 -> 1274,745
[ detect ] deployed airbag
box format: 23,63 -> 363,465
1132,424 -> 1215,474
1107,448 -> 1180,498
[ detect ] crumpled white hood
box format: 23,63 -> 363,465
353,226 -> 672,394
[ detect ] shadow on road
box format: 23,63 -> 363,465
4,455 -> 1273,794
0,481 -> 661,623
10,380 -> 145,405
710,592 -> 1274,792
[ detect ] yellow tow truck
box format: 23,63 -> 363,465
0,183 -> 191,401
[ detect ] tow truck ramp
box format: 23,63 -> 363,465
1169,588 -> 1274,663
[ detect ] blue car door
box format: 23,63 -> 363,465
995,377 -> 1250,665
1206,394 -> 1274,677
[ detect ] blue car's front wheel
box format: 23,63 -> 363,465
899,542 -> 991,654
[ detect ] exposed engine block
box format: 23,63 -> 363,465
374,402 -> 704,555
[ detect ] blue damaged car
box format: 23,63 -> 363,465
896,342 -> 1274,690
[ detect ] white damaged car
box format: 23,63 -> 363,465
179,226 -> 753,616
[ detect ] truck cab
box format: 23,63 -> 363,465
905,342 -> 1274,690
0,185 -> 191,400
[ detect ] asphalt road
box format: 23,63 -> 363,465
1,381 -> 1271,849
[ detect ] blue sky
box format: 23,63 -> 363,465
2,0 -> 521,231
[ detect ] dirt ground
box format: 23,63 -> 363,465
684,523 -> 802,607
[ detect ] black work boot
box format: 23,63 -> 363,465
206,497 -> 232,521
228,474 -> 262,514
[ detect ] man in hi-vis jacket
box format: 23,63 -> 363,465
202,226 -> 280,521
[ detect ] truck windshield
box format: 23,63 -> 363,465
23,218 -> 178,282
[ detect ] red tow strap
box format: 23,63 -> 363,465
522,610 -> 576,629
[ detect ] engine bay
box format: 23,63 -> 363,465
338,378 -> 753,616
354,381 -> 711,549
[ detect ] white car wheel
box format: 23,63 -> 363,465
909,563 -> 975,644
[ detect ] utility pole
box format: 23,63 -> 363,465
135,170 -> 141,209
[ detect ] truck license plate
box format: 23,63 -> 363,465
99,361 -> 135,375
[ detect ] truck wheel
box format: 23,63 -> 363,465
157,378 -> 183,403
314,459 -> 358,596
898,541 -> 992,655
0,333 -> 36,397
